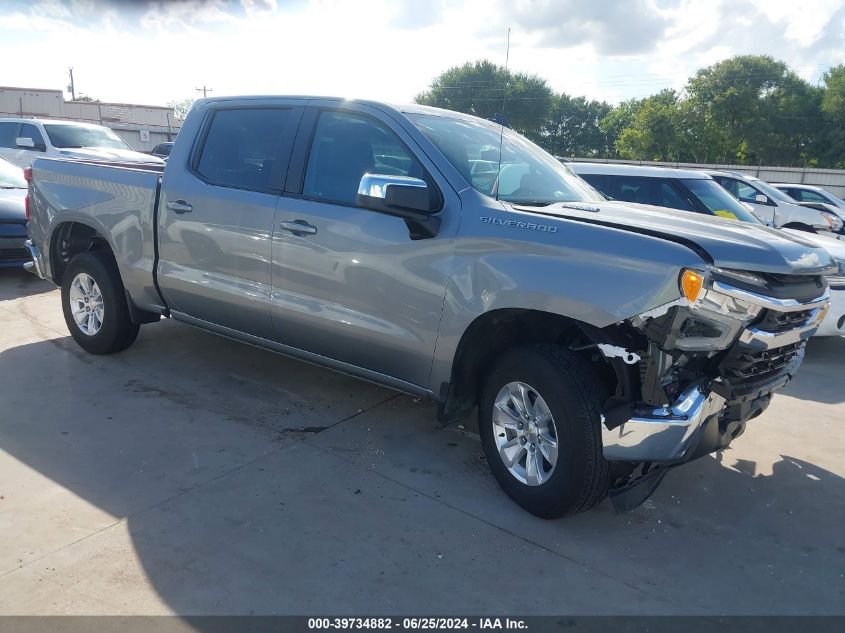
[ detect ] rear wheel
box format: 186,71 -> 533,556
61,251 -> 139,354
478,345 -> 609,518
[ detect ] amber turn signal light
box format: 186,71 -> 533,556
680,270 -> 704,302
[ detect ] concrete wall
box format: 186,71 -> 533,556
0,86 -> 181,152
568,157 -> 845,198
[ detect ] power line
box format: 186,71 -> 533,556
195,85 -> 213,98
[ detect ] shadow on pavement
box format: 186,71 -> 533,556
0,328 -> 843,615
0,269 -> 54,301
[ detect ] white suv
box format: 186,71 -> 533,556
705,170 -> 843,236
0,118 -> 163,169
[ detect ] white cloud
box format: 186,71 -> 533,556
0,0 -> 842,107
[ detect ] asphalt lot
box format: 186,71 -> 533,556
0,268 -> 843,615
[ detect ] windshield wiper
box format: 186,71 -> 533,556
505,200 -> 554,207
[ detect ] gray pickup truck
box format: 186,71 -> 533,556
25,97 -> 834,518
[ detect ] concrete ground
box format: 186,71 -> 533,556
0,268 -> 843,616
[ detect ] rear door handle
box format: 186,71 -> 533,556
166,200 -> 193,214
279,220 -> 317,236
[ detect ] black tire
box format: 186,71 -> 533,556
61,250 -> 140,355
478,345 -> 609,519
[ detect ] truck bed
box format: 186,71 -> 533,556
27,157 -> 165,313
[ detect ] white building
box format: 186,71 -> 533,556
0,86 -> 181,152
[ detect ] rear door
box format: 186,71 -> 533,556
269,103 -> 458,389
157,100 -> 304,339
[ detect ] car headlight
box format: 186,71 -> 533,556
820,211 -> 844,233
827,258 -> 845,287
666,269 -> 764,351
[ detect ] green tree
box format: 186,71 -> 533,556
615,90 -> 681,161
685,55 -> 821,165
820,65 -> 845,167
597,98 -> 644,158
415,60 -> 554,139
542,94 -> 613,157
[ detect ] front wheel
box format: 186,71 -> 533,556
478,345 -> 609,518
61,251 -> 139,355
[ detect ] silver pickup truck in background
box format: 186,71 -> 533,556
25,97 -> 835,518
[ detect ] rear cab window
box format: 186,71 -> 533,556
195,108 -> 297,192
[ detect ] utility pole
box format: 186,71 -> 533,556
195,85 -> 213,98
68,67 -> 76,100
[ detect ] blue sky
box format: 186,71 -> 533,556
1,0 -> 843,108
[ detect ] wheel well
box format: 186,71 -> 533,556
438,309 -> 626,424
50,222 -> 113,284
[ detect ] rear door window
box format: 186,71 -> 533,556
797,189 -> 828,204
196,108 -> 297,192
579,173 -> 612,198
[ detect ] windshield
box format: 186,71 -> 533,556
749,177 -> 794,204
681,179 -> 762,224
44,124 -> 132,150
407,113 -> 603,205
0,158 -> 26,188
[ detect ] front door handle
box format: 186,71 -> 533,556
279,219 -> 317,236
166,200 -> 193,214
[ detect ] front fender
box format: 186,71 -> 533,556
428,213 -> 705,393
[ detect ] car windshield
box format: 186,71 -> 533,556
749,177 -> 794,203
44,124 -> 132,150
0,158 -> 26,188
407,113 -> 603,205
681,179 -> 762,224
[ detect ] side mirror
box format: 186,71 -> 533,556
357,174 -> 441,240
16,137 -> 45,152
755,194 -> 768,204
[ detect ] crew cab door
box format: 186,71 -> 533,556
269,103 -> 458,390
157,101 -> 303,339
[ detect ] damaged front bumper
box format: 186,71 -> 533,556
601,383 -> 726,462
602,286 -> 829,465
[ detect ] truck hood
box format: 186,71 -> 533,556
56,147 -> 164,165
0,188 -> 26,223
515,200 -> 836,276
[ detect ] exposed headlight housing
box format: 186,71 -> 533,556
819,210 -> 844,233
661,269 -> 764,351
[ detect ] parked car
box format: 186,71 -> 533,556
0,157 -> 29,268
0,118 -> 164,169
704,170 -> 843,236
24,97 -> 834,518
772,183 -> 845,211
150,142 -> 174,159
569,163 -> 762,223
571,162 -> 845,337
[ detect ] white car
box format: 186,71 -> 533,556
783,229 -> 845,336
0,118 -> 164,169
772,183 -> 845,212
704,170 -> 843,236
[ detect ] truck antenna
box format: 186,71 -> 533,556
494,28 -> 510,202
